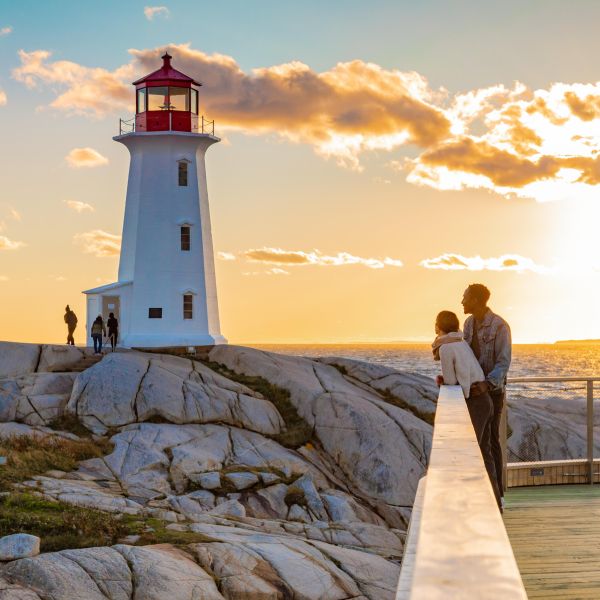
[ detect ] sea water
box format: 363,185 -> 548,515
254,343 -> 600,380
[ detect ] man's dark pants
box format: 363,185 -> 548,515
490,390 -> 505,497
466,391 -> 501,507
67,327 -> 76,346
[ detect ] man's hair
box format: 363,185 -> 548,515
466,283 -> 491,304
436,311 -> 460,333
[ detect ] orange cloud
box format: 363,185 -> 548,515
243,247 -> 403,269
0,89 -> 6,106
73,230 -> 121,257
65,147 -> 108,168
421,253 -> 548,273
0,26 -> 11,37
564,91 -> 600,121
415,137 -> 562,188
64,199 -> 95,213
14,45 -> 449,167
0,235 -> 25,251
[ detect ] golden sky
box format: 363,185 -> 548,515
1,2 -> 599,344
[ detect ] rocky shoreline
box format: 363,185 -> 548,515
0,342 -> 437,599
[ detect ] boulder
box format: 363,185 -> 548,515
223,471 -> 259,490
0,343 -> 41,379
37,345 -> 85,373
0,534 -> 40,561
67,353 -> 285,436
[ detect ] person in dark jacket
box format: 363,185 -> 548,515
90,315 -> 106,355
107,312 -> 119,352
462,283 -> 512,506
64,305 -> 78,346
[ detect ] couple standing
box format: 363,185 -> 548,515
432,283 -> 511,509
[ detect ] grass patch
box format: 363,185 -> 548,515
198,360 -> 313,449
122,517 -> 215,546
48,414 -> 94,438
0,434 -> 112,491
0,492 -> 129,552
379,388 -> 435,425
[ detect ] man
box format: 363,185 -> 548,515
64,305 -> 78,346
462,284 -> 511,502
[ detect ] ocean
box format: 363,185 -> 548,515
253,343 -> 600,380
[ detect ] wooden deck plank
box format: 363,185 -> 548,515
505,484 -> 600,597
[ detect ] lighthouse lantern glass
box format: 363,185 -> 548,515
147,86 -> 169,111
137,88 -> 146,114
190,88 -> 198,115
169,87 -> 189,111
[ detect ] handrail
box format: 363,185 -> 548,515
396,385 -> 527,599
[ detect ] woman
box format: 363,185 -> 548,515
90,315 -> 106,355
433,310 -> 501,508
107,312 -> 119,352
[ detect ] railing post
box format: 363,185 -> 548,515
501,398 -> 508,492
588,379 -> 594,485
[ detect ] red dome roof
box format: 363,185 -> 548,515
132,52 -> 201,87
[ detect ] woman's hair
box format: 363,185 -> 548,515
436,310 -> 460,333
94,315 -> 102,323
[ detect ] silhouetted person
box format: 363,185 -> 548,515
433,310 -> 501,508
462,284 -> 511,505
64,305 -> 78,346
90,315 -> 106,355
107,312 -> 119,352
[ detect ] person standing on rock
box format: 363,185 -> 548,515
107,312 -> 119,352
64,305 -> 78,346
462,283 -> 511,505
433,310 -> 501,508
90,315 -> 106,355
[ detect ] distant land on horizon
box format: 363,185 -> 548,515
555,339 -> 600,345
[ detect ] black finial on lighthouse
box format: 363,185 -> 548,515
162,52 -> 172,69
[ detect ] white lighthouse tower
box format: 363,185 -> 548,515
83,52 -> 226,348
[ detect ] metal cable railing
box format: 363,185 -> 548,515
118,115 -> 216,136
503,377 -> 600,486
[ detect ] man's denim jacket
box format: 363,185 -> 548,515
463,309 -> 512,394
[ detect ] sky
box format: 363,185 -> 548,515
0,0 -> 599,344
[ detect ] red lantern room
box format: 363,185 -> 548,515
132,52 -> 202,133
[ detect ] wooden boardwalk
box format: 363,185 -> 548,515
504,485 -> 600,598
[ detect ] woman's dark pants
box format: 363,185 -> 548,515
92,334 -> 102,354
466,391 -> 501,508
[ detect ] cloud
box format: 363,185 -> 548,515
0,235 -> 25,250
0,26 -> 12,37
0,276 -> 8,282
244,247 -> 403,269
65,199 -> 95,213
15,45 -> 600,198
65,147 -> 108,168
144,6 -> 170,20
10,208 -> 21,221
13,44 -> 449,168
217,251 -> 236,261
420,253 -> 548,273
73,230 -> 121,257
0,90 -> 6,106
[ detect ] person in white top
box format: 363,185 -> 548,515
433,310 -> 501,508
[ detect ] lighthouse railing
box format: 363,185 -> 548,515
119,115 -> 215,136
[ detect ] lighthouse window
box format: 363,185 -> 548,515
178,161 -> 188,186
148,308 -> 163,319
147,86 -> 169,111
136,88 -> 146,113
190,88 -> 198,115
180,226 -> 191,251
183,294 -> 193,319
169,87 -> 190,111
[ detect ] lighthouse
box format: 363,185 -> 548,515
83,52 -> 226,348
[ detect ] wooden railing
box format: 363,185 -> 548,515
396,385 -> 527,599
